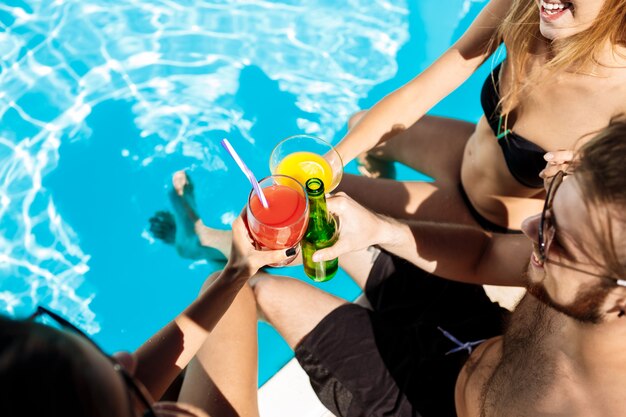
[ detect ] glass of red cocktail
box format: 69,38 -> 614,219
246,174 -> 309,265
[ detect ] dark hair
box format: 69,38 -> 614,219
575,118 -> 626,281
0,315 -> 113,416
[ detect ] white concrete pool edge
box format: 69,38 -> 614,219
259,358 -> 335,417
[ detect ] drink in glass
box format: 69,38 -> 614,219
270,135 -> 343,192
246,175 -> 309,261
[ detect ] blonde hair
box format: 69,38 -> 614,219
493,0 -> 626,113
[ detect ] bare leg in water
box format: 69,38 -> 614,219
149,171 -> 232,260
149,170 -> 307,267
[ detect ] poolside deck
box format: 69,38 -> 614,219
260,358 -> 334,416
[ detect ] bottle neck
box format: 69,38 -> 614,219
308,193 -> 330,221
305,178 -> 331,224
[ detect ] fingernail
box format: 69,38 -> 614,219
312,254 -> 320,262
285,247 -> 296,257
544,152 -> 554,161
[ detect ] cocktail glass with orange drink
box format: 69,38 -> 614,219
269,135 -> 343,192
246,174 -> 309,265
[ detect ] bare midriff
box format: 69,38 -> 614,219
460,116 -> 544,230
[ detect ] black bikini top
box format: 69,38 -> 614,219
480,62 -> 546,189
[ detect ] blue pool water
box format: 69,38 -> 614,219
0,0 -> 492,385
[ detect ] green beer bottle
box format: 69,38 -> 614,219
301,177 -> 339,282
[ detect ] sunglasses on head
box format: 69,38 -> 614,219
28,306 -> 157,417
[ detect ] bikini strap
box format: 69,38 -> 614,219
496,114 -> 511,140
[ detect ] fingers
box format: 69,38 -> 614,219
325,192 -> 351,214
312,241 -> 345,262
544,150 -> 574,163
231,211 -> 244,233
229,207 -> 293,270
233,206 -> 251,232
312,248 -> 332,263
261,248 -> 293,266
541,150 -> 576,184
231,209 -> 253,244
542,150 -> 575,175
539,164 -> 563,179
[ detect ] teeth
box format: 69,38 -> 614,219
541,0 -> 568,10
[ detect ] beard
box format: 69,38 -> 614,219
524,265 -> 613,324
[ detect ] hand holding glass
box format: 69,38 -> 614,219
246,175 -> 309,264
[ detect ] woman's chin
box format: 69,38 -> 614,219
539,23 -> 580,42
539,26 -> 562,41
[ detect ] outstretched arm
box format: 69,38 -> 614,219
314,193 -> 529,287
335,0 -> 512,165
132,211 -> 290,401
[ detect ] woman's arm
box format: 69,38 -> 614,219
335,0 -> 512,165
132,212 -> 290,400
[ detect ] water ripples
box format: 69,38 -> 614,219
0,0 -> 408,333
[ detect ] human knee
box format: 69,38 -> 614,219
250,274 -> 286,313
348,110 -> 368,129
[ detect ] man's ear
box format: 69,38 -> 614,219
112,351 -> 137,375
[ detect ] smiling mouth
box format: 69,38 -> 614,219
540,0 -> 574,17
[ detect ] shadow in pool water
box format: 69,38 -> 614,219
194,64 -> 321,201
44,99 -> 203,353
185,63 -> 325,234
237,65 -> 320,146
220,64 -> 323,184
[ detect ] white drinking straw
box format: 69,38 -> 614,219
220,138 -> 269,208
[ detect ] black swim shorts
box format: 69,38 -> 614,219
294,250 -> 510,417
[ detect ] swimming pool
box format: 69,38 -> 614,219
0,0 -> 492,385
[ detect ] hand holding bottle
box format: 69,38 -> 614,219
311,192 -> 390,263
301,178 -> 339,281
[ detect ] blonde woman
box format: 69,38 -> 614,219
337,0 -> 626,232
